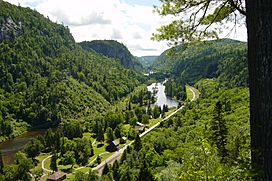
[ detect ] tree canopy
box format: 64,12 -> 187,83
152,0 -> 246,44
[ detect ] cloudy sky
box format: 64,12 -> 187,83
5,0 -> 247,56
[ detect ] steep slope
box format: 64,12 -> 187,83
0,1 -> 142,140
136,56 -> 158,69
152,39 -> 248,87
79,40 -> 143,70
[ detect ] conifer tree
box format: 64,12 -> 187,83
97,123 -> 104,143
0,151 -> 3,174
50,152 -> 58,172
112,160 -> 120,181
102,163 -> 109,175
106,127 -> 114,143
134,134 -> 142,152
209,101 -> 228,161
138,161 -> 156,181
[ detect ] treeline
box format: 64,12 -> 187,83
152,39 -> 248,88
164,79 -> 187,101
0,1 -> 145,141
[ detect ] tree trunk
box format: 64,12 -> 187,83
246,1 -> 272,179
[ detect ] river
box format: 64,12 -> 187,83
0,130 -> 46,165
147,81 -> 179,108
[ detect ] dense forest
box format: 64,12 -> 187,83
152,39 -> 248,87
136,56 -> 158,70
79,40 -> 143,71
94,40 -> 251,180
0,0 -> 145,142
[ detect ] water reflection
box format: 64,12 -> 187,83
0,130 -> 46,165
147,81 -> 179,108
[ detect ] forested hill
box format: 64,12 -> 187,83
79,40 -> 143,71
152,39 -> 248,88
0,1 -> 143,141
136,56 -> 158,70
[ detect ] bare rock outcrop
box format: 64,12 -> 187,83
0,17 -> 22,42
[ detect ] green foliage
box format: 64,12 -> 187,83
209,101 -> 229,162
14,151 -> 34,181
164,78 -> 187,100
112,160 -> 120,181
102,163 -> 110,175
0,151 -> 3,174
136,56 -> 158,70
74,170 -> 99,181
153,105 -> 161,119
152,39 -> 248,87
50,152 -> 58,172
134,134 -> 142,152
97,123 -> 104,143
79,40 -> 143,71
31,167 -> 43,181
23,138 -> 43,160
62,121 -> 83,139
106,127 -> 114,143
0,0 -> 143,140
117,84 -> 250,180
152,0 -> 245,43
61,150 -> 76,168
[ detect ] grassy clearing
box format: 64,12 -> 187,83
186,85 -> 193,100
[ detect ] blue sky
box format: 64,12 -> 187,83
5,0 -> 247,56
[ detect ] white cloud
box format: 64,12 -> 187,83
4,0 -> 247,56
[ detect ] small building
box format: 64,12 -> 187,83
135,125 -> 145,133
120,136 -> 127,144
47,172 -> 66,181
106,140 -> 119,152
136,122 -> 145,127
135,122 -> 145,133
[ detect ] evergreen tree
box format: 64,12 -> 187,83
120,170 -> 131,181
128,101 -> 132,110
147,104 -> 152,116
97,123 -> 104,143
138,161 -> 156,181
114,126 -> 121,138
112,161 -> 120,181
15,152 -> 34,181
106,127 -> 114,143
96,155 -> 101,164
86,170 -> 99,181
50,152 -> 58,172
153,105 -> 161,119
209,101 -> 228,161
134,134 -> 142,152
24,138 -> 43,160
120,149 -> 127,164
102,163 -> 110,175
0,151 -> 3,174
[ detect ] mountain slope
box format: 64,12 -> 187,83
136,56 -> 158,69
79,40 -> 143,70
0,0 -> 142,140
152,39 -> 248,87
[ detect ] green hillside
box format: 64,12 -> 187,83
136,56 -> 158,69
79,40 -> 143,71
152,39 -> 248,87
0,0 -> 143,141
